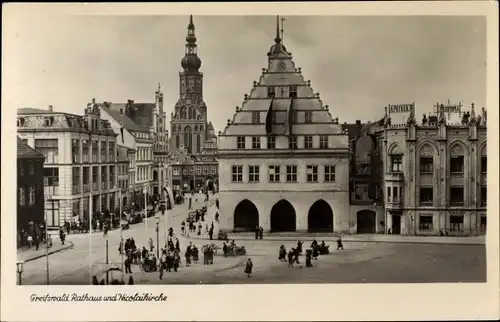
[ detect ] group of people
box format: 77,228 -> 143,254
278,237 -> 344,268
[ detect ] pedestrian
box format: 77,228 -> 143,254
244,258 -> 253,277
125,256 -> 132,274
259,226 -> 264,240
215,212 -> 219,223
222,242 -> 228,257
47,234 -> 53,248
149,237 -> 154,252
306,249 -> 313,267
65,221 -> 70,235
175,239 -> 180,252
197,223 -> 202,236
128,276 -> 134,285
119,239 -> 124,255
59,229 -> 66,245
185,244 -> 192,267
287,249 -> 294,268
336,236 -> 344,250
278,245 -> 286,262
27,235 -> 33,248
34,235 -> 40,250
92,276 -> 99,285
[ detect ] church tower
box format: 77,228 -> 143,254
170,15 -> 208,155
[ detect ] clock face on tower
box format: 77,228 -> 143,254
278,61 -> 286,70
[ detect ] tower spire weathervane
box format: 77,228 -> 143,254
275,15 -> 281,44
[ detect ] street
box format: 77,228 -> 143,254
19,193 -> 486,285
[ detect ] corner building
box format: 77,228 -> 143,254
380,103 -> 487,236
218,17 -> 350,233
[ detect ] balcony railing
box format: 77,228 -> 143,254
83,184 -> 90,193
101,182 -> 107,190
44,185 -> 60,196
92,182 -> 97,191
385,198 -> 403,210
450,200 -> 464,207
72,185 -> 81,194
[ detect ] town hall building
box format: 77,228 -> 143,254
217,16 -> 351,233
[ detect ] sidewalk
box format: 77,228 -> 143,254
189,232 -> 485,245
17,241 -> 74,262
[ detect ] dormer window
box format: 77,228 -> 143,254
17,117 -> 25,127
267,87 -> 275,99
304,112 -> 312,123
44,117 -> 52,126
289,86 -> 297,98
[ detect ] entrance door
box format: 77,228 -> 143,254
357,210 -> 376,234
392,214 -> 401,235
233,199 -> 259,232
307,199 -> 334,232
270,199 -> 296,232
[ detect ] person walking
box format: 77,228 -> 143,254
27,235 -> 33,248
244,258 -> 253,277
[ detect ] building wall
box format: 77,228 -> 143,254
17,158 -> 45,232
382,118 -> 487,236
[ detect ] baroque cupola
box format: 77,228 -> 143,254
181,15 -> 202,72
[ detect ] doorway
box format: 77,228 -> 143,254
270,199 -> 296,232
357,210 -> 376,234
233,199 -> 259,232
307,199 -> 334,232
392,214 -> 401,235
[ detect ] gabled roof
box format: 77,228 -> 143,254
17,107 -> 58,115
123,102 -> 155,129
17,137 -> 44,160
100,105 -> 143,132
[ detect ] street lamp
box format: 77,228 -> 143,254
16,261 -> 25,285
144,186 -> 148,234
119,190 -> 124,283
155,216 -> 160,259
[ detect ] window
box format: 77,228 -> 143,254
324,165 -> 336,182
72,139 -> 80,163
304,136 -> 313,149
211,166 -> 217,175
419,157 -> 433,173
480,216 -> 486,234
269,165 -> 280,183
390,155 -> 403,172
306,165 -> 318,182
481,156 -> 487,173
387,186 -> 391,202
19,187 -> 26,206
101,166 -> 107,189
450,187 -> 464,205
267,136 -> 276,149
232,165 -> 243,182
237,136 -> 246,149
419,187 -> 433,205
19,164 -> 24,176
252,137 -> 261,149
91,166 -> 98,190
43,167 -> 59,188
286,165 -> 297,182
249,166 -> 260,183
196,166 -> 201,175
419,215 -> 433,230
289,85 -> 297,98
450,156 -> 464,173
304,111 -> 312,123
354,184 -> 368,201
109,142 -> 115,162
319,136 -> 328,149
252,112 -> 260,124
92,141 -> 98,162
291,111 -> 298,123
109,166 -> 115,188
481,186 -> 487,206
450,215 -> 464,232
271,111 -> 278,123
34,139 -> 58,163
189,167 -> 194,175
28,186 -> 36,205
100,141 -> 107,162
289,136 -> 297,149
202,167 -> 208,175
267,87 -> 275,98
29,163 -> 35,175
173,168 -> 180,176
392,186 -> 399,202
72,167 -> 80,194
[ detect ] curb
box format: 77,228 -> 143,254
185,234 -> 484,246
20,241 -> 74,263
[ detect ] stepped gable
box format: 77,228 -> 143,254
222,16 -> 343,138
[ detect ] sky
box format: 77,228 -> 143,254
4,14 -> 486,133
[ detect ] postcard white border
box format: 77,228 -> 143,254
2,1 -> 499,321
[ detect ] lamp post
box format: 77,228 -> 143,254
105,235 -> 109,285
143,186 -> 148,234
155,216 -> 160,259
89,191 -> 93,285
43,195 -> 50,285
16,261 -> 24,285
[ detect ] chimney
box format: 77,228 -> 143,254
356,120 -> 361,125
48,105 -> 53,112
92,98 -> 96,104
120,109 -> 124,115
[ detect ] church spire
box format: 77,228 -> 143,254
275,15 -> 281,44
181,15 -> 201,72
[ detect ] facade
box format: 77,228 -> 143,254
342,120 -> 385,234
17,103 -> 119,227
117,145 -> 130,209
99,103 -> 153,209
217,17 -> 350,233
380,102 -> 487,236
17,137 -> 45,242
169,15 -> 219,192
152,85 -> 170,198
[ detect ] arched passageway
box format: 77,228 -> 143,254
270,199 -> 296,232
357,210 -> 376,234
308,199 -> 334,232
234,199 -> 259,232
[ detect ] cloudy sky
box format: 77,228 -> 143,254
4,13 -> 486,132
